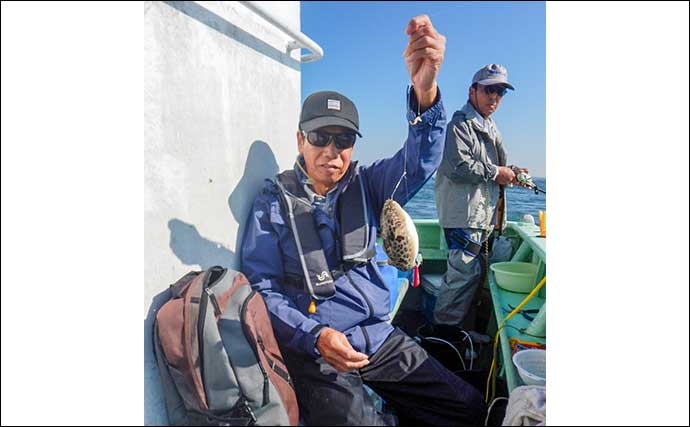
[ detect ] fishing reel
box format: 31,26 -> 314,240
517,172 -> 536,191
510,167 -> 546,195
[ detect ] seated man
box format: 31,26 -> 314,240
241,15 -> 485,426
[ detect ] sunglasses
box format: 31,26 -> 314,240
303,130 -> 357,150
481,85 -> 509,97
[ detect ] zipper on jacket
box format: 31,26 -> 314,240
345,271 -> 373,354
240,290 -> 270,406
359,325 -> 371,355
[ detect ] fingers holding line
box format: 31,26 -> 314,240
409,25 -> 445,47
404,36 -> 445,59
404,27 -> 446,59
405,49 -> 444,66
405,14 -> 433,35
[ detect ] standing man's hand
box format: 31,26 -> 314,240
316,327 -> 370,372
404,15 -> 446,110
510,165 -> 530,186
495,166 -> 516,186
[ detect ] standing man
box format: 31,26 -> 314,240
433,64 -> 528,331
241,15 -> 486,426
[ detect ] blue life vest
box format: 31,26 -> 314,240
274,167 -> 376,300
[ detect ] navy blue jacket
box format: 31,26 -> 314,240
241,88 -> 446,358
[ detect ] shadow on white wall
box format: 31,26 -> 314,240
144,140 -> 280,425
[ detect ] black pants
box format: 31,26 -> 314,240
283,328 -> 486,426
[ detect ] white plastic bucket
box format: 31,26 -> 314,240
512,349 -> 546,386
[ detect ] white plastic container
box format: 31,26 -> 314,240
512,349 -> 546,386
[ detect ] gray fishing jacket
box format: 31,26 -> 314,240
435,102 -> 507,230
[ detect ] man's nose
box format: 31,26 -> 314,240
322,139 -> 340,157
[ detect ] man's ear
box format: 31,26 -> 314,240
297,130 -> 304,154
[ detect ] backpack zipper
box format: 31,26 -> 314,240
256,335 -> 294,389
235,396 -> 257,425
240,290 -> 270,406
197,283 -> 209,401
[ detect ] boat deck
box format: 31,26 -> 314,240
492,222 -> 546,392
395,220 -> 547,394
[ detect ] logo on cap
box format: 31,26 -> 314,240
327,99 -> 341,111
471,64 -> 514,90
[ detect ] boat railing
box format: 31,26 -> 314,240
239,1 -> 324,63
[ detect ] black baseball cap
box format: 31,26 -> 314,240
299,91 -> 362,137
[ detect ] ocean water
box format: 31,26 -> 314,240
405,175 -> 546,222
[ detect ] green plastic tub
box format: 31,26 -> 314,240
490,262 -> 538,293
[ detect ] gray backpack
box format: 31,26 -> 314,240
153,266 -> 299,426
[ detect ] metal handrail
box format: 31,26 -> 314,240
238,1 -> 323,63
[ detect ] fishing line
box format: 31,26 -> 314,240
390,86 -> 417,201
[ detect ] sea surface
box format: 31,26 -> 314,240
405,175 -> 546,222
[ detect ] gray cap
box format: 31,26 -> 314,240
299,91 -> 362,137
471,64 -> 515,90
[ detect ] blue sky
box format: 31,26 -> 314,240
301,1 -> 545,178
